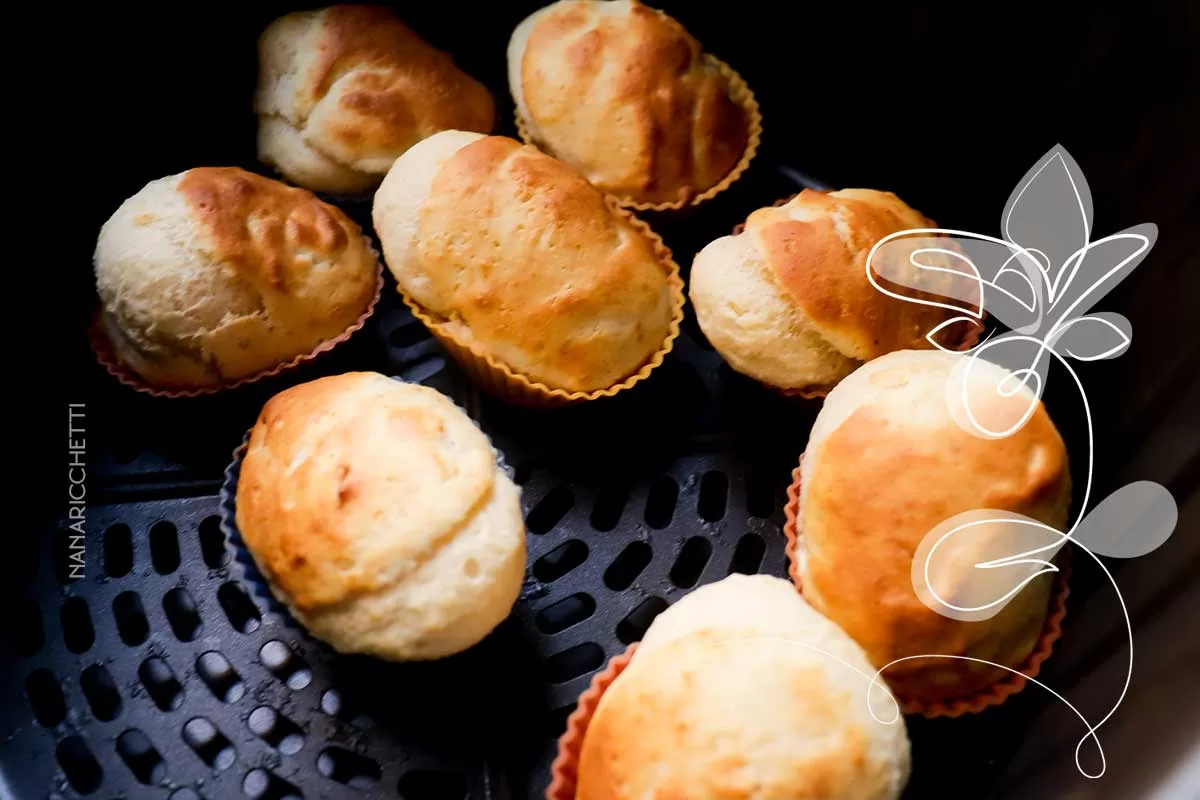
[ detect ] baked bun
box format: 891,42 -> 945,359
508,0 -> 752,206
690,188 -> 975,394
372,131 -> 676,393
796,349 -> 1071,701
235,372 -> 526,661
578,574 -> 911,800
93,167 -> 377,389
255,5 -> 494,194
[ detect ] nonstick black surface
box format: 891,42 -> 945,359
15,2 -> 1199,799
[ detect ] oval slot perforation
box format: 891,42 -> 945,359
56,735 -> 103,795
317,747 -> 381,790
533,540 -> 588,583
644,477 -> 679,529
138,657 -> 184,711
526,487 -> 575,534
217,582 -> 261,633
113,591 -> 150,647
81,663 -> 122,721
535,593 -> 596,634
199,515 -> 229,568
104,523 -> 133,577
729,533 -> 766,575
669,537 -> 712,589
196,651 -> 245,703
590,484 -> 631,532
242,767 -> 303,799
248,706 -> 305,755
259,640 -> 312,690
617,597 -> 670,644
116,728 -> 166,785
545,642 -> 604,684
698,471 -> 729,521
61,596 -> 95,653
604,541 -> 652,591
182,717 -> 236,771
745,469 -> 778,519
150,521 -> 181,574
26,668 -> 66,727
163,587 -> 203,641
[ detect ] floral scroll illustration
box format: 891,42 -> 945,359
863,144 -> 1179,778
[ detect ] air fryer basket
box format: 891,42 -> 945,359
8,268 -> 1094,800
18,2 -> 1198,798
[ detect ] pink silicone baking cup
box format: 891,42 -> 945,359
89,257 -> 383,398
516,54 -> 760,212
546,645 -> 638,800
398,199 -> 685,408
782,458 -> 1071,718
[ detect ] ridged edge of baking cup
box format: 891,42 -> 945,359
782,458 -> 1072,718
727,192 -> 986,401
218,382 -> 513,627
217,434 -> 291,619
515,53 -> 761,212
547,645 -> 638,800
89,244 -> 384,398
398,199 -> 685,408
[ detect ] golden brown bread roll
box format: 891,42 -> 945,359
795,350 -> 1071,701
235,372 -> 526,661
93,167 -> 378,389
577,575 -> 911,800
690,188 -> 976,394
508,0 -> 754,207
256,5 -> 495,194
372,131 -> 678,395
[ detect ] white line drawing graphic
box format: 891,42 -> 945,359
861,144 -> 1179,778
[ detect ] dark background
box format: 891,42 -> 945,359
23,1 -> 1200,798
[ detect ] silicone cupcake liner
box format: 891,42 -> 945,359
90,246 -> 384,398
398,199 -> 686,408
515,54 -> 761,212
727,192 -> 986,401
547,645 -> 638,800
218,381 -> 513,618
782,458 -> 1072,718
218,433 -> 293,618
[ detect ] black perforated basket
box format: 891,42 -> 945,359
7,6 -> 1093,797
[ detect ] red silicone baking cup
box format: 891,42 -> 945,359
547,645 -> 638,800
782,457 -> 1071,718
728,193 -> 986,401
89,256 -> 384,398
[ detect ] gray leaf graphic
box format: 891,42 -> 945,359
1002,145 -> 1093,298
867,233 -> 1042,332
1045,224 -> 1157,334
1072,482 -> 1178,558
1051,312 -> 1132,361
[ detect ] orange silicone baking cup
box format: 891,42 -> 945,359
398,200 -> 685,408
89,253 -> 384,398
729,192 -> 987,401
547,645 -> 638,800
515,54 -> 761,212
782,458 -> 1071,718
